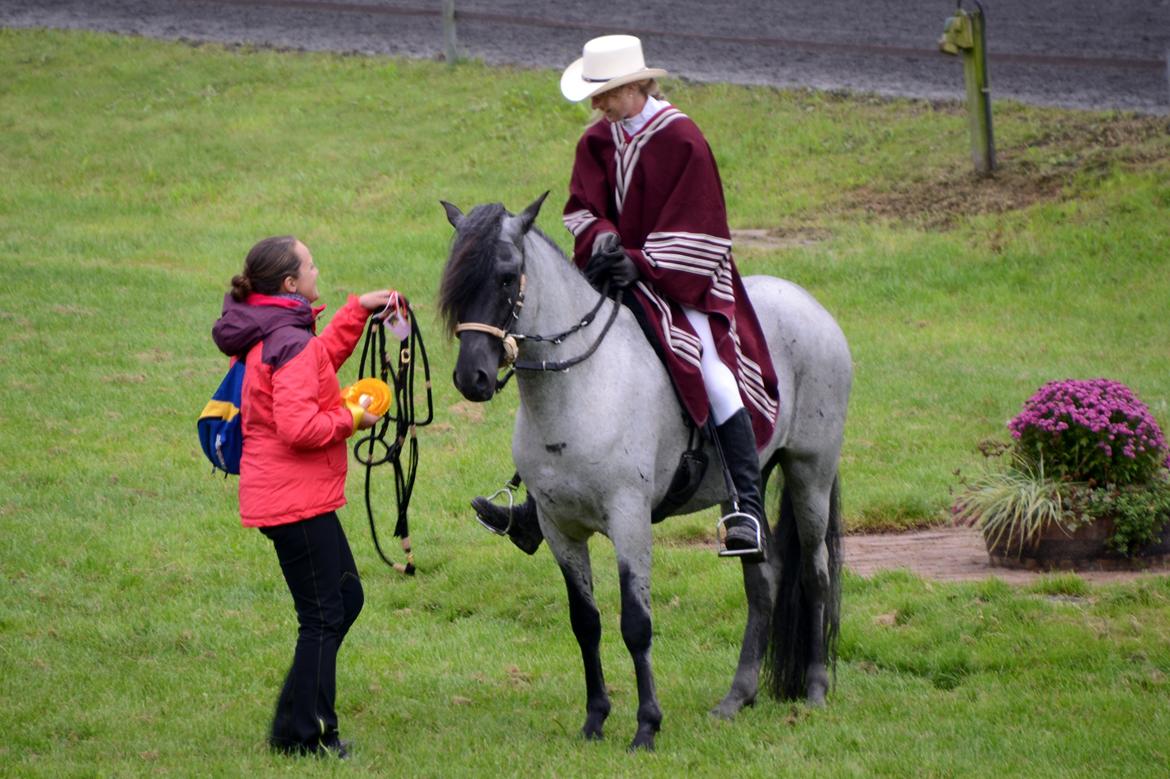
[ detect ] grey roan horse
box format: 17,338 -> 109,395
438,194 -> 852,751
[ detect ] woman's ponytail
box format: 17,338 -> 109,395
230,236 -> 300,302
230,273 -> 253,302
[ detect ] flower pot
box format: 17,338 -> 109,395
985,518 -> 1170,571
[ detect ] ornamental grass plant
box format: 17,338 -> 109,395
955,379 -> 1170,557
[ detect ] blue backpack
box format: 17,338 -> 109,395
197,359 -> 245,475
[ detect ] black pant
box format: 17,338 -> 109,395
261,511 -> 363,753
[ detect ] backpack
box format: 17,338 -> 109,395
197,358 -> 245,475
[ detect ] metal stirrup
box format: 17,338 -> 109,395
705,418 -> 766,559
715,511 -> 765,557
474,478 -> 519,535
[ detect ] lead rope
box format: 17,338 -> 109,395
353,304 -> 434,575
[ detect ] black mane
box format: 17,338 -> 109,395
437,202 -> 506,336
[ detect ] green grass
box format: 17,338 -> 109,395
2,29 -> 1170,777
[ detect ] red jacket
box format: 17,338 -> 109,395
211,293 -> 370,527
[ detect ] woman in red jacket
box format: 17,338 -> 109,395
212,235 -> 395,758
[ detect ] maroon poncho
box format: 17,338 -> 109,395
562,105 -> 780,446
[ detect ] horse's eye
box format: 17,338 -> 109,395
500,274 -> 516,289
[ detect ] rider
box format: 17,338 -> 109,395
473,34 -> 780,560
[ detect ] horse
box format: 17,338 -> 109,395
438,194 -> 852,751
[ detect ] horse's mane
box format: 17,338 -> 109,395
437,202 -> 506,337
438,202 -> 573,336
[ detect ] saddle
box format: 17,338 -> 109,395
650,427 -> 708,523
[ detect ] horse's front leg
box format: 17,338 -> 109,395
610,507 -> 662,751
550,534 -> 611,740
712,516 -> 777,719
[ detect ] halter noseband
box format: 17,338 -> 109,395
453,273 -> 527,367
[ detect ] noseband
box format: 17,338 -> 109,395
453,273 -> 526,366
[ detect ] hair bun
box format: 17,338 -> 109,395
230,273 -> 253,302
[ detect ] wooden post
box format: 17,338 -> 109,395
939,3 -> 996,176
441,0 -> 457,65
964,5 -> 995,174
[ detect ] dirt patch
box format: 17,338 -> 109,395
844,526 -> 1170,584
447,400 -> 485,423
846,113 -> 1170,229
731,226 -> 832,252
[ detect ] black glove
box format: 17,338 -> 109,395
585,232 -> 638,290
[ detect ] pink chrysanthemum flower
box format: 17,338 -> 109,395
1009,379 -> 1169,485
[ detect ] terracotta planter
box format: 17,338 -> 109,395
985,518 -> 1170,571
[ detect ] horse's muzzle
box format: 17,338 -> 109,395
452,330 -> 503,401
453,365 -> 497,402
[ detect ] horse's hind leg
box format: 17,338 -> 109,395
610,511 -> 662,751
711,545 -> 776,719
784,457 -> 837,706
552,536 -> 611,740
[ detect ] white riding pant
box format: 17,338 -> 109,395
682,306 -> 744,426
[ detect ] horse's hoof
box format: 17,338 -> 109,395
806,668 -> 829,707
710,694 -> 754,720
806,682 -> 828,707
709,704 -> 737,721
581,716 -> 605,741
628,729 -> 656,752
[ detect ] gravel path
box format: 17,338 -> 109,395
844,527 -> 1170,584
2,0 -> 1168,113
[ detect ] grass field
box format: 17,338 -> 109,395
2,29 -> 1170,777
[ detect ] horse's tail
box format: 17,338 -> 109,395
764,472 -> 842,700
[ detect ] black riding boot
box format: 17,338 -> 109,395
714,408 -> 766,561
470,493 -> 544,555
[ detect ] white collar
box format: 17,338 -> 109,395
621,95 -> 668,136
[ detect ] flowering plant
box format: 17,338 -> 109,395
955,379 -> 1170,559
1008,379 -> 1169,486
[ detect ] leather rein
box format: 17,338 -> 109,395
454,267 -> 625,387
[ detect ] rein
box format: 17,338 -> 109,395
454,269 -> 624,389
352,305 -> 434,575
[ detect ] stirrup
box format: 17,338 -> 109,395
715,510 -> 765,558
474,482 -> 517,536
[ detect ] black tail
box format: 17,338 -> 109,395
763,474 -> 842,700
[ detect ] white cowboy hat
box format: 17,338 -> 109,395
560,35 -> 669,102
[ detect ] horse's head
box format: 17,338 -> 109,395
438,192 -> 548,401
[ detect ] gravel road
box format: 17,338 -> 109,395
3,0 -> 1168,113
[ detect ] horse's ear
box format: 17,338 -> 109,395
440,200 -> 464,230
517,191 -> 550,234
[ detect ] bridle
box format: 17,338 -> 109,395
353,305 -> 434,575
453,272 -> 528,366
453,239 -> 624,388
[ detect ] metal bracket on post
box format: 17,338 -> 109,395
939,0 -> 996,175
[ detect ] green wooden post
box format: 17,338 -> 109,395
965,5 -> 995,173
939,2 -> 996,175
